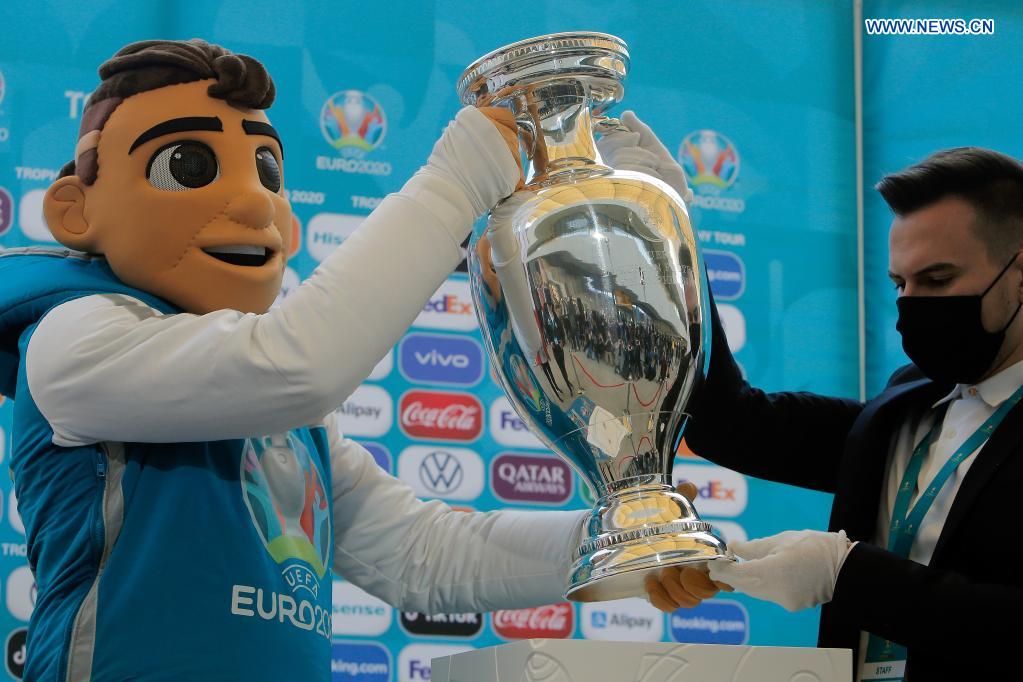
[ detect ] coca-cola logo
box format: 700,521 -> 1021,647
491,453 -> 572,504
493,603 -> 574,640
399,390 -> 482,442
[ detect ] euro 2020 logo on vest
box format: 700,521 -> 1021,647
241,434 -> 331,597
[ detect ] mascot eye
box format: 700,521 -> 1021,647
255,147 -> 282,192
147,141 -> 220,191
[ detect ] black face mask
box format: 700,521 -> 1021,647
896,255 -> 1022,386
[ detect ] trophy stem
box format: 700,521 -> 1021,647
505,81 -> 610,187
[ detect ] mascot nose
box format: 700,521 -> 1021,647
224,192 -> 275,229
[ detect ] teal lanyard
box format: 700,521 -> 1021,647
865,382 -> 1023,681
887,382 -> 1023,558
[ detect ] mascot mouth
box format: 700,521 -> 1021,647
201,245 -> 273,267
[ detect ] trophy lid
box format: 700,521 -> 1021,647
457,31 -> 629,108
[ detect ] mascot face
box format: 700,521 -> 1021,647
43,79 -> 293,314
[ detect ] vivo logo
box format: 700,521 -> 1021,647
399,333 -> 483,386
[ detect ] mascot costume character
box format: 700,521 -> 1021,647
0,39 -> 716,680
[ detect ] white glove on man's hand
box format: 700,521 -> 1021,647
595,110 -> 694,206
708,530 -> 854,612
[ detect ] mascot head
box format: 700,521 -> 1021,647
44,39 -> 293,314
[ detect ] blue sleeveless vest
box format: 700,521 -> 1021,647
0,249 -> 334,681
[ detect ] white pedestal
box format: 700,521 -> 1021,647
431,638 -> 852,682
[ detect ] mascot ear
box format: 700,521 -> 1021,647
43,176 -> 99,252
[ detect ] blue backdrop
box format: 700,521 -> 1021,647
862,0 -> 1023,393
0,1 -> 866,680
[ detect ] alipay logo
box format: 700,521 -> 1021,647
580,599 -> 663,642
335,385 -> 393,438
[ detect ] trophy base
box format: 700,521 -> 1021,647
565,485 -> 734,602
566,530 -> 733,602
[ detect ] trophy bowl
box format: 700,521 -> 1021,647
459,32 -> 732,602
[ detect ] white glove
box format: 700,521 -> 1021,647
708,530 -> 854,612
595,110 -> 694,206
403,106 -> 521,230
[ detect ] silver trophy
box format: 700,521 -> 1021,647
459,32 -> 732,602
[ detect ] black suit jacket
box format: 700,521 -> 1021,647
685,299 -> 1023,679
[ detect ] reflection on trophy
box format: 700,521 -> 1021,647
458,32 -> 732,602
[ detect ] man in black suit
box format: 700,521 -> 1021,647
599,117 -> 1023,680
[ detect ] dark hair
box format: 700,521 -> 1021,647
876,147 -> 1023,260
60,39 -> 276,184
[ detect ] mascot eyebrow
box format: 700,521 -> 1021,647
129,116 -> 284,157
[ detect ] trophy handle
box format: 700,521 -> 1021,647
592,115 -> 630,135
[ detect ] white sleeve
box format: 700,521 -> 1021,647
326,413 -> 588,613
25,107 -> 519,447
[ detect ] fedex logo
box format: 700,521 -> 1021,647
489,396 -> 544,448
414,279 -> 477,331
398,644 -> 471,682
672,465 -> 748,517
399,333 -> 483,386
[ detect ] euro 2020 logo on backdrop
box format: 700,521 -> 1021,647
320,90 -> 387,156
241,434 -> 331,597
678,130 -> 739,190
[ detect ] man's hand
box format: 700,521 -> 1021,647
708,530 -> 854,612
643,481 -> 733,613
477,106 -> 524,190
595,111 -> 694,205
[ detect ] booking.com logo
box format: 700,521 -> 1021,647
331,641 -> 391,681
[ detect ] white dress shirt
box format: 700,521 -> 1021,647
855,358 -> 1023,679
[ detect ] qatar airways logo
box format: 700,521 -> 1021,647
493,603 -> 574,639
414,279 -> 476,331
491,453 -> 571,505
399,390 -> 482,441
